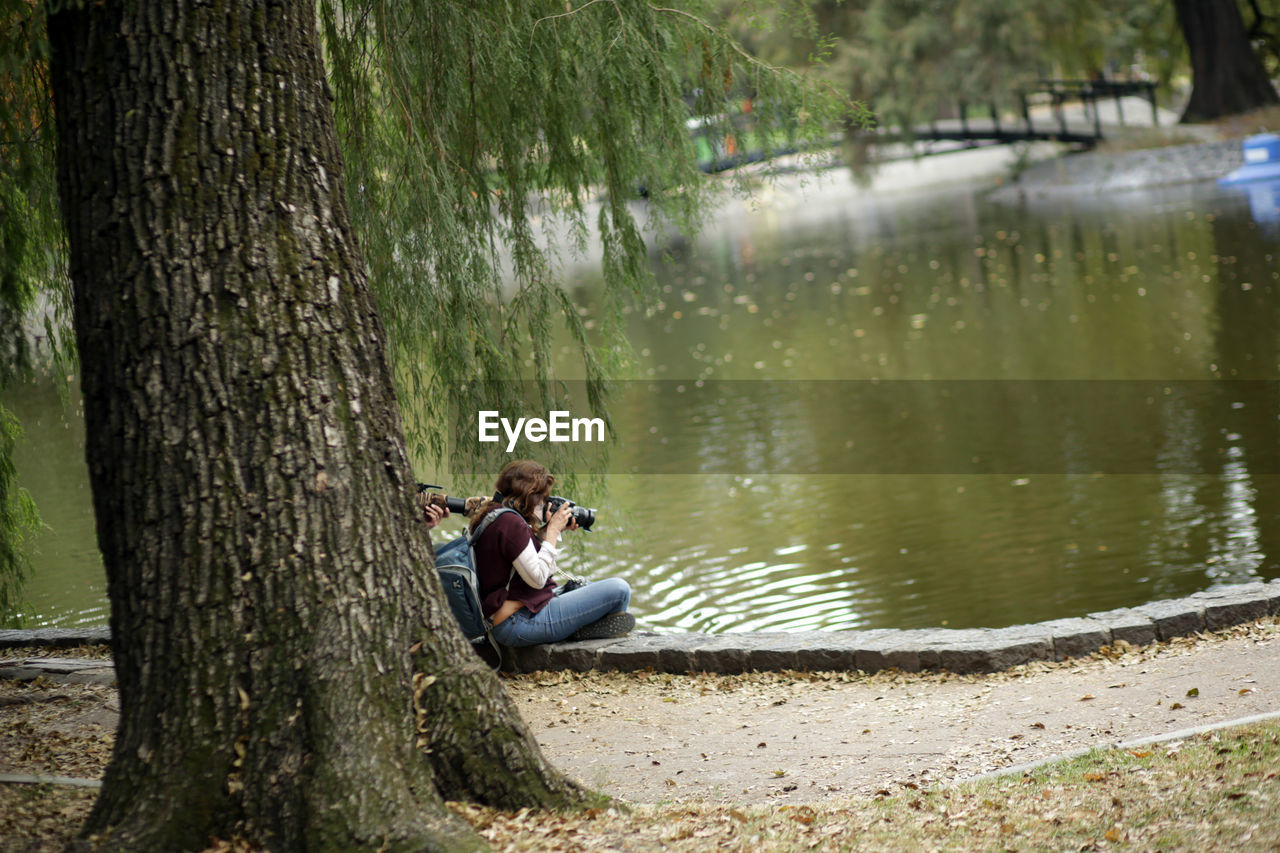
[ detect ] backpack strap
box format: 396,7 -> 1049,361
481,626 -> 504,673
468,506 -> 526,591
466,507 -> 523,671
468,506 -> 520,545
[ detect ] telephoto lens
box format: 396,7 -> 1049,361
416,484 -> 471,516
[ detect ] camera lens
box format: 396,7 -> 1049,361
570,506 -> 595,531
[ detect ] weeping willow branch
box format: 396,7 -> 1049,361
321,0 -> 857,477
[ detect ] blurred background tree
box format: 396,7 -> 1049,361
726,0 -> 1278,129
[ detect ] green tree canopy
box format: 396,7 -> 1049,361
733,0 -> 1277,131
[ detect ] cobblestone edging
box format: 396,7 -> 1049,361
501,581 -> 1280,674
4,581 -> 1279,677
0,626 -> 111,651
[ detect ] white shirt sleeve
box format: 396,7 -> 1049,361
511,538 -> 557,588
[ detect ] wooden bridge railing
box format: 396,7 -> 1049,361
691,78 -> 1161,172
1026,78 -> 1160,137
912,79 -> 1160,148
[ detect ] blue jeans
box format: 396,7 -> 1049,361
491,578 -> 631,647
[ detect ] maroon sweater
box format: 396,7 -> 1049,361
473,512 -> 556,617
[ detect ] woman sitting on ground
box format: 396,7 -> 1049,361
468,459 -> 634,646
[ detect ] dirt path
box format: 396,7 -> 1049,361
505,621 -> 1280,805
3,621 -> 1278,811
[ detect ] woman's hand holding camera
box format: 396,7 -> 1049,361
543,501 -> 577,545
422,502 -> 449,530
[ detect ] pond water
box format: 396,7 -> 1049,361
5,165 -> 1280,633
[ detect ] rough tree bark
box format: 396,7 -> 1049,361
47,1 -> 589,850
1174,0 -> 1280,122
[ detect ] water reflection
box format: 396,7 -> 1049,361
1231,178 -> 1280,231
5,171 -> 1280,631
587,380 -> 1280,476
558,174 -> 1280,632
2,377 -> 106,627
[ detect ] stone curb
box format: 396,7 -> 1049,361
4,581 -> 1278,677
0,772 -> 102,789
503,579 -> 1280,674
0,655 -> 117,685
0,627 -> 111,650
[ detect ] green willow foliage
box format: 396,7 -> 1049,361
317,0 -> 853,475
0,0 -> 850,615
0,404 -> 38,626
1,0 -> 66,383
1,0 -> 61,623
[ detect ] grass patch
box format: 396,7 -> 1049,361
451,720 -> 1280,851
1093,126 -> 1212,153
1087,104 -> 1280,155
1213,105 -> 1280,138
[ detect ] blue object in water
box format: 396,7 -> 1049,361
1241,178 -> 1280,227
1219,133 -> 1280,184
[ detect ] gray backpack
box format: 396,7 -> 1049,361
433,507 -> 518,663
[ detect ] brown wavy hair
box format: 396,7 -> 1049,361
469,459 -> 555,533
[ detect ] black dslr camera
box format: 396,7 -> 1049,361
542,496 -> 597,532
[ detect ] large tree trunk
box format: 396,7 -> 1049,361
1174,0 -> 1280,122
47,1 -> 587,850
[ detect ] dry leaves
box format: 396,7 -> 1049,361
439,723 -> 1280,852
2,617 -> 1279,850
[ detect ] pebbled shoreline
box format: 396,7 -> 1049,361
990,137 -> 1245,201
